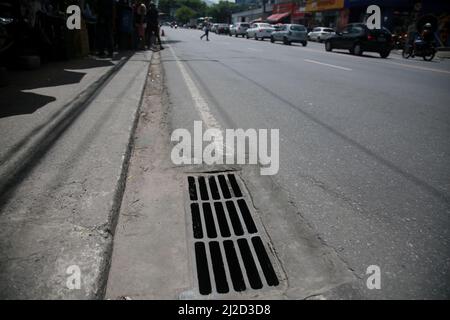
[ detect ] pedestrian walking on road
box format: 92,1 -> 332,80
200,20 -> 210,41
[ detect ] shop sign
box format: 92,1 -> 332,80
305,0 -> 345,12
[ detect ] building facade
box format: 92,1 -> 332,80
231,0 -> 449,46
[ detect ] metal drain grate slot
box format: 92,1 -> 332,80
198,176 -> 209,200
187,173 -> 280,296
237,238 -> 263,289
209,241 -> 230,293
252,236 -> 280,287
209,176 -> 221,200
188,177 -> 198,200
223,240 -> 246,292
226,201 -> 244,236
228,174 -> 243,197
214,202 -> 231,238
195,242 -> 212,295
217,175 -> 232,199
191,203 -> 203,239
237,199 -> 258,234
202,203 -> 218,239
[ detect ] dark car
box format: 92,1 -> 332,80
324,23 -> 392,58
216,24 -> 230,35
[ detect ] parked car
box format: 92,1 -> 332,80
211,24 -> 219,33
230,22 -> 250,37
246,23 -> 275,40
270,24 -> 308,46
272,24 -> 283,31
216,24 -> 230,35
324,23 -> 392,58
307,27 -> 335,42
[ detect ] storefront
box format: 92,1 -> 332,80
344,0 -> 414,33
232,5 -> 273,24
304,0 -> 345,29
267,3 -> 295,24
417,1 -> 450,47
292,6 -> 306,25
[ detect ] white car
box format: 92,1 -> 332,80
246,23 -> 275,40
307,27 -> 335,42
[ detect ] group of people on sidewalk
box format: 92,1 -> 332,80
85,0 -> 163,58
133,0 -> 164,51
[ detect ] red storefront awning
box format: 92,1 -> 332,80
266,12 -> 290,23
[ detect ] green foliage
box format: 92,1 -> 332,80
175,6 -> 196,23
205,1 -> 235,23
159,0 -> 207,17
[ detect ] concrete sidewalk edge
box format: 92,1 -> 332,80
99,54 -> 154,299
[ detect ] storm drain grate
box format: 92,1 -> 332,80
187,173 -> 279,295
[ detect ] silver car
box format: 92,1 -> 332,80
270,24 -> 308,46
230,22 -> 250,37
307,27 -> 335,42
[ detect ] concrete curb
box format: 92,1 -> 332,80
100,53 -> 154,299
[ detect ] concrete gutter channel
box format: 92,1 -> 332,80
0,51 -> 152,299
106,52 -> 365,300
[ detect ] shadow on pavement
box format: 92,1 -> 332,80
162,39 -> 182,45
0,58 -> 115,119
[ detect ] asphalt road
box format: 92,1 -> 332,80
161,28 -> 450,299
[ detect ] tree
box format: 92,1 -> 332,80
175,6 -> 196,24
206,1 -> 239,23
159,0 -> 207,18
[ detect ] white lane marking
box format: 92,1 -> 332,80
304,59 -> 352,71
167,45 -> 231,156
168,45 -> 220,129
300,47 -> 450,74
247,47 -> 261,52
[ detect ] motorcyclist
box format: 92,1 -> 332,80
412,23 -> 434,57
421,23 -> 434,43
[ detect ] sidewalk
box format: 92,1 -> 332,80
0,51 -> 152,299
0,55 -> 128,191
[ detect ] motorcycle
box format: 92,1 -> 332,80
392,32 -> 407,50
402,38 -> 436,61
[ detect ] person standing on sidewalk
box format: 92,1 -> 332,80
200,20 -> 210,41
146,1 -> 164,50
97,0 -> 115,58
134,1 -> 147,50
